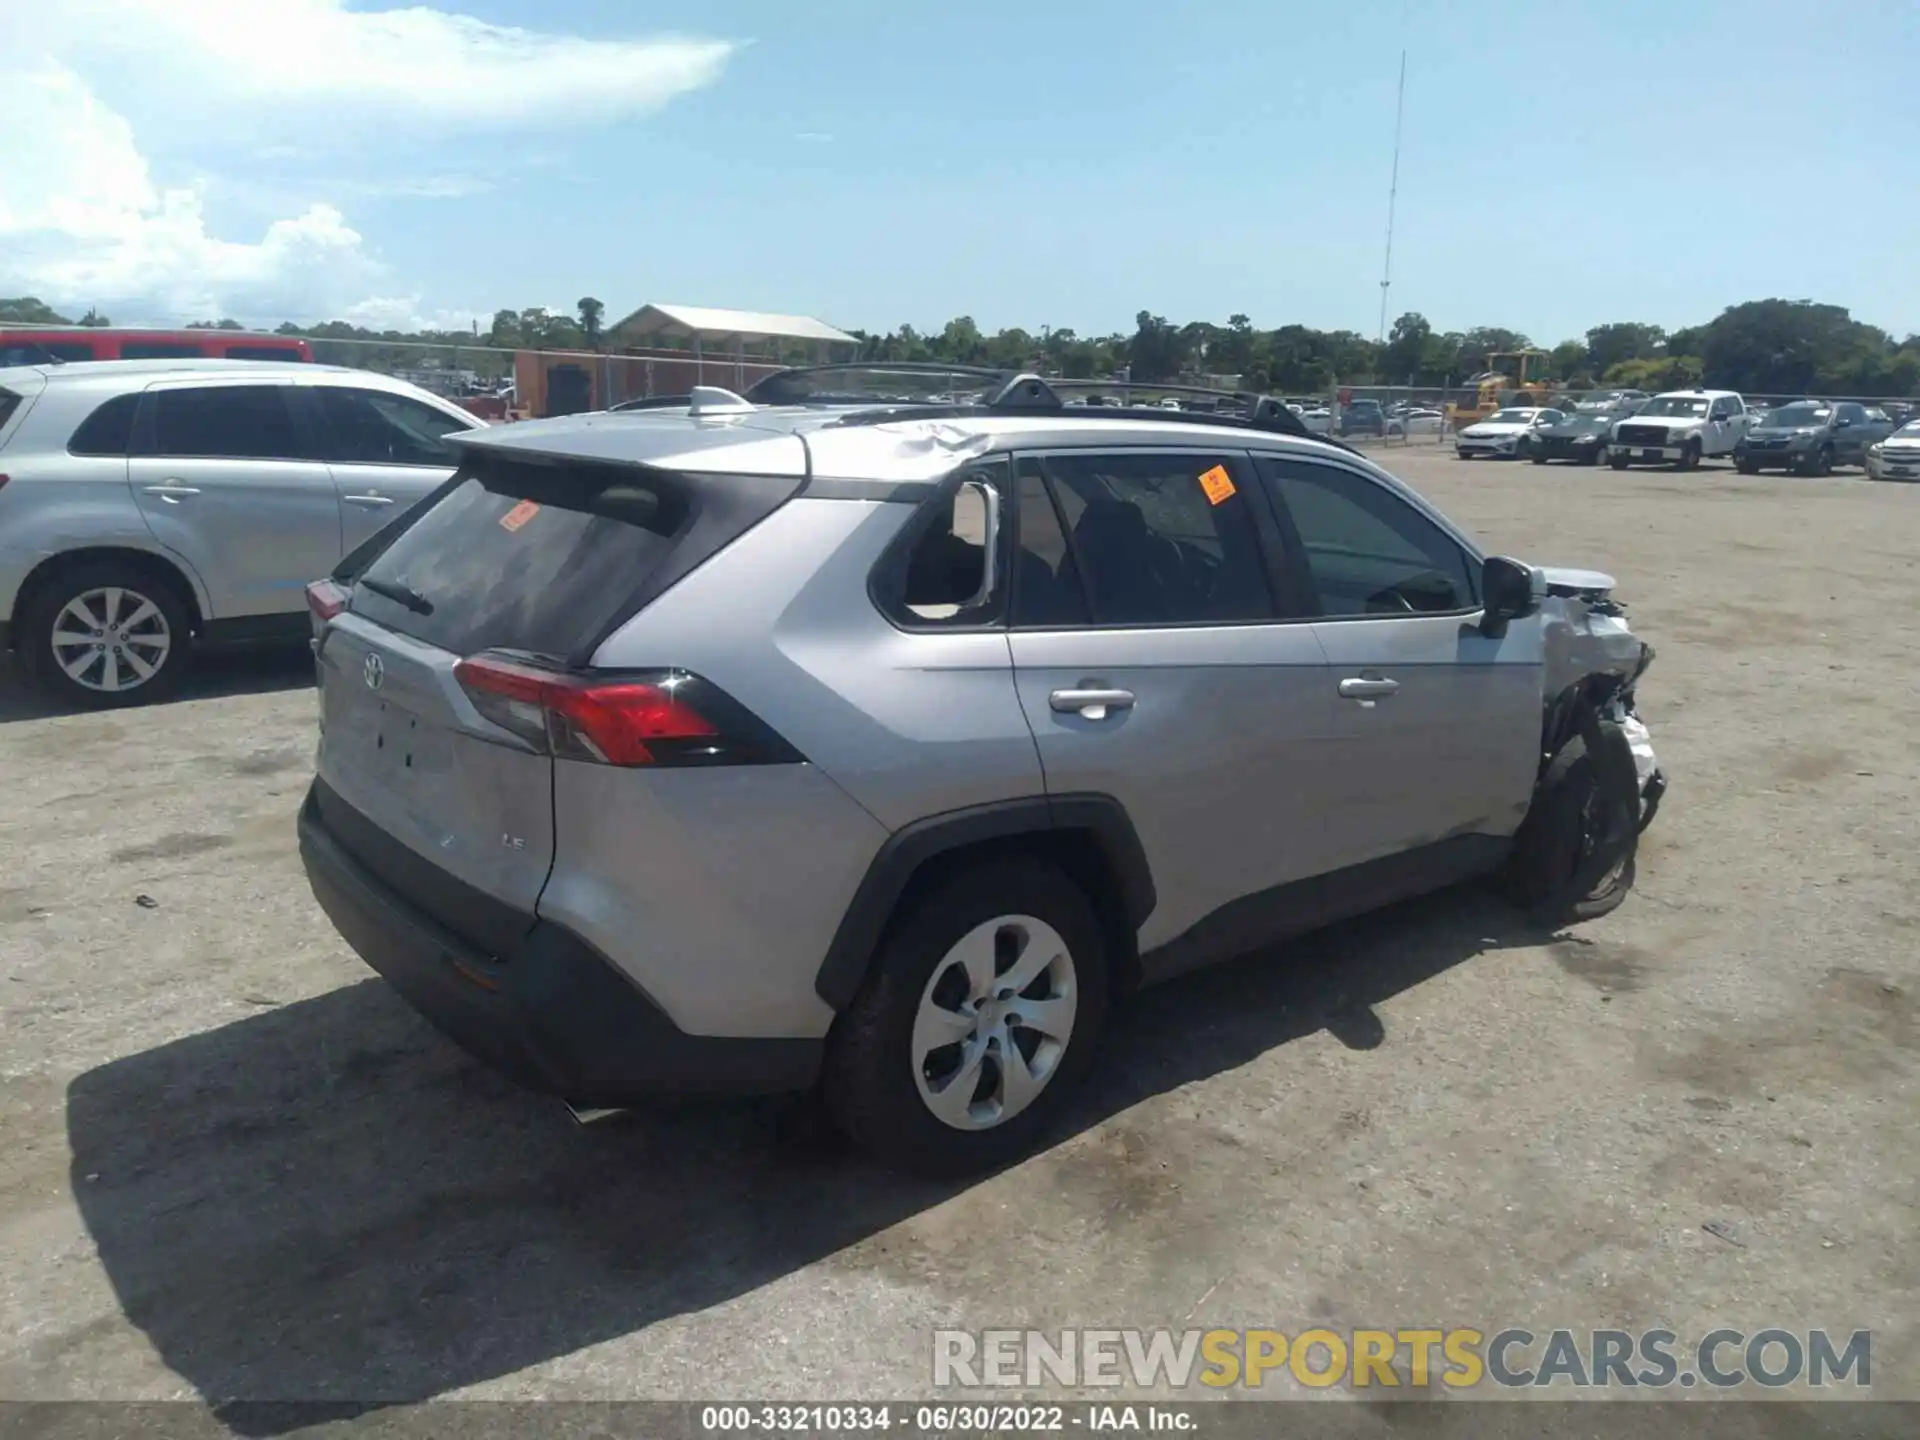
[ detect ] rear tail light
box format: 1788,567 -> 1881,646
306,578 -> 350,621
453,653 -> 802,768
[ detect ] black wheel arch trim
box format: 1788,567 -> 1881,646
813,792 -> 1156,1013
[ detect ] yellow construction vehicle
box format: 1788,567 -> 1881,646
1445,349 -> 1560,429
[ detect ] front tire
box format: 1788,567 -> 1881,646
824,860 -> 1109,1177
1812,443 -> 1834,477
1676,438 -> 1702,471
1505,737 -> 1640,925
20,562 -> 192,709
1609,452 -> 1630,470
1736,457 -> 1759,474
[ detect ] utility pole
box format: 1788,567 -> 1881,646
1377,48 -> 1407,346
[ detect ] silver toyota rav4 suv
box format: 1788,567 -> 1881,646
299,365 -> 1665,1176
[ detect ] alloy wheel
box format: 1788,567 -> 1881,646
49,586 -> 172,695
912,914 -> 1078,1131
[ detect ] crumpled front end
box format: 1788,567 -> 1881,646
1536,567 -> 1665,832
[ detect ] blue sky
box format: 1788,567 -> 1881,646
8,0 -> 1917,344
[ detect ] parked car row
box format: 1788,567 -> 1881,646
1453,387 -> 1908,477
0,359 -> 482,706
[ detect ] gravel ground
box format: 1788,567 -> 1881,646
0,449 -> 1915,1421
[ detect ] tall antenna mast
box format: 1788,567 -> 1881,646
1377,49 -> 1407,345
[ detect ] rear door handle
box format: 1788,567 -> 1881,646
343,493 -> 395,508
1049,687 -> 1135,721
142,483 -> 201,503
1338,676 -> 1401,704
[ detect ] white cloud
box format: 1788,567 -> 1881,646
0,1 -> 737,323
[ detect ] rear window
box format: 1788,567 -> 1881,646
349,458 -> 696,659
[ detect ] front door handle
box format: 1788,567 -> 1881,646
1338,676 -> 1401,705
343,493 -> 395,508
1049,687 -> 1135,721
142,483 -> 201,503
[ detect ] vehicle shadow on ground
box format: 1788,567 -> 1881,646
67,885 -> 1541,1432
0,648 -> 313,724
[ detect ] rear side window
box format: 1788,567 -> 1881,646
1027,450 -> 1273,625
876,458 -> 1011,628
350,456 -> 793,661
0,388 -> 22,447
121,342 -> 202,360
317,386 -> 468,465
145,385 -> 306,460
67,393 -> 140,456
1260,457 -> 1477,616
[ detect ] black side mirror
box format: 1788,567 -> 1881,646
1480,555 -> 1539,638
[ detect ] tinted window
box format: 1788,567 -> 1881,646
120,342 -> 204,360
352,459 -> 694,659
224,345 -> 306,362
1262,457 -> 1477,616
1012,461 -> 1089,627
1034,451 -> 1272,624
1837,403 -> 1868,424
67,393 -> 140,456
882,459 -> 1008,627
319,387 -> 468,466
0,390 -> 20,437
147,385 -> 306,460
1,342 -> 97,365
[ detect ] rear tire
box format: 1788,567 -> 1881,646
824,860 -> 1109,1178
19,561 -> 192,710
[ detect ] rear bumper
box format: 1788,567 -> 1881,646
298,785 -> 823,1102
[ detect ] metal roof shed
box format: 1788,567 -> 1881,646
609,303 -> 857,381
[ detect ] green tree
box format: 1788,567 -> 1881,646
0,297 -> 72,324
1123,311 -> 1186,382
1380,312 -> 1432,385
577,297 -> 605,350
1459,327 -> 1533,364
1549,339 -> 1590,380
78,308 -> 112,327
1583,322 -> 1665,376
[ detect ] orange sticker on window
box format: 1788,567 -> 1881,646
499,499 -> 541,532
1197,463 -> 1237,505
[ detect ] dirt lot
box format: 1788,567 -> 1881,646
1,451 -> 1915,1417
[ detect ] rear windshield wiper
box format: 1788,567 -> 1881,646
359,576 -> 434,615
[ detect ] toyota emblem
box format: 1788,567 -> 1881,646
363,653 -> 384,690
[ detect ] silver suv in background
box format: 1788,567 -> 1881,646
298,365 -> 1664,1177
0,360 -> 481,707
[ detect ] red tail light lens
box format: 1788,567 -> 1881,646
306,578 -> 350,620
453,654 -> 799,768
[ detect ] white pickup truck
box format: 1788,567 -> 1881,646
1607,389 -> 1750,470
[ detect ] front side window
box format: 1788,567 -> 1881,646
319,387 -> 470,466
1260,457 -> 1477,617
1025,450 -> 1273,625
145,385 -> 306,460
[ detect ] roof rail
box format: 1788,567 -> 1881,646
744,362 -> 1320,441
